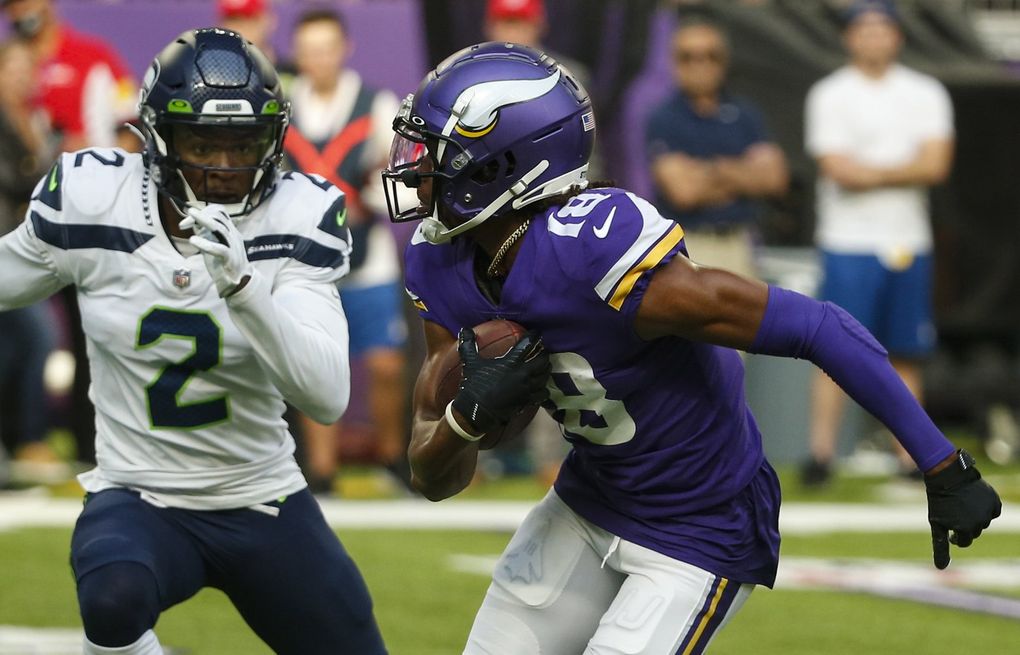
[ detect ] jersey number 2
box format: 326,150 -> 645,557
137,308 -> 229,429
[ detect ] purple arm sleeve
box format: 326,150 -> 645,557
749,285 -> 955,472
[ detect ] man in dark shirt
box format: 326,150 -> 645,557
645,17 -> 787,277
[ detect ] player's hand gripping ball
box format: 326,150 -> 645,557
435,320 -> 549,450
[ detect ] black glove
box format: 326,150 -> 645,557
451,328 -> 551,434
924,449 -> 1001,569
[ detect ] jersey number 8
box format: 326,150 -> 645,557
548,352 -> 635,446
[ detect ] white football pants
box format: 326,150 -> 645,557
464,490 -> 753,655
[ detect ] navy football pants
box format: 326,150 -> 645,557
71,488 -> 387,654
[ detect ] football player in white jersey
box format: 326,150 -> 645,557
0,29 -> 387,655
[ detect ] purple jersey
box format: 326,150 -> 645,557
404,188 -> 781,586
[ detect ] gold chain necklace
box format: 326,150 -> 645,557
486,219 -> 530,278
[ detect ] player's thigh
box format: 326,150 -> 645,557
216,489 -> 385,655
339,282 -> 408,357
70,488 -> 206,609
819,251 -> 883,333
587,542 -> 753,655
465,490 -> 625,655
882,254 -> 935,357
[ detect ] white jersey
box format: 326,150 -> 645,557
806,64 -> 954,256
0,149 -> 353,509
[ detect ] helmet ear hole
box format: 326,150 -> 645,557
470,160 -> 500,185
504,152 -> 516,177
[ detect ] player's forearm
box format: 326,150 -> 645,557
408,412 -> 479,501
749,286 -> 955,472
225,270 -> 350,424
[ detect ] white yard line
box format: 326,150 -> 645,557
0,493 -> 1018,534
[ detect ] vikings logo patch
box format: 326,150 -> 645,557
452,70 -> 561,139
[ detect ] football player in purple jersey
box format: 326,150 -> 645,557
383,42 -> 1001,654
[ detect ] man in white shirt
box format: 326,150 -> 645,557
283,8 -> 411,493
803,0 -> 954,486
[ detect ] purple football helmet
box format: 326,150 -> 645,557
382,42 -> 595,243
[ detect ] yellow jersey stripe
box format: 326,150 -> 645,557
412,299 -> 428,311
681,577 -> 729,655
607,224 -> 684,311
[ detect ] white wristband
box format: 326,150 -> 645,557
445,401 -> 485,442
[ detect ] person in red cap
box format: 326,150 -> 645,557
485,0 -> 546,46
483,0 -> 600,489
1,0 -> 136,152
483,0 -> 594,172
217,0 -> 277,64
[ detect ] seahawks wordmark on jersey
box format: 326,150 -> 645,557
0,148 -> 352,510
404,188 -> 781,586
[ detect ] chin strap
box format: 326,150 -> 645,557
173,168 -> 255,221
421,161 -> 589,245
421,160 -> 549,244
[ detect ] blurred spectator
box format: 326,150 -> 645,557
217,0 -> 279,67
283,8 -> 411,493
1,0 -> 136,152
483,0 -> 602,180
484,0 -> 588,87
2,0 -> 138,468
216,0 -> 298,109
0,38 -> 60,482
481,0 -> 595,486
803,0 -> 954,486
645,17 -> 788,278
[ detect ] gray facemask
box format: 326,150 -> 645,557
12,14 -> 43,38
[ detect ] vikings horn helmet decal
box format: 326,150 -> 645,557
452,71 -> 561,138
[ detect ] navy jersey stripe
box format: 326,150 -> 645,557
245,234 -> 347,268
30,211 -> 153,253
317,194 -> 351,242
35,160 -> 63,211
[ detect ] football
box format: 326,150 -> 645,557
434,319 -> 542,450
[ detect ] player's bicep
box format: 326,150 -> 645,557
412,320 -> 457,423
273,277 -> 346,338
635,254 -> 768,349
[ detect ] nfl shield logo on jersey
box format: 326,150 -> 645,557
173,268 -> 191,289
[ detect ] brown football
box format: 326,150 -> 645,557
434,319 -> 542,450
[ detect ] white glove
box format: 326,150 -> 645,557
180,204 -> 253,297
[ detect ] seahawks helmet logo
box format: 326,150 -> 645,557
453,70 -> 560,138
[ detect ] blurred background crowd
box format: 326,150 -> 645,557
1,0 -> 1019,495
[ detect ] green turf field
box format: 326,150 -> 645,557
1,511 -> 1018,653
2,443 -> 1018,654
